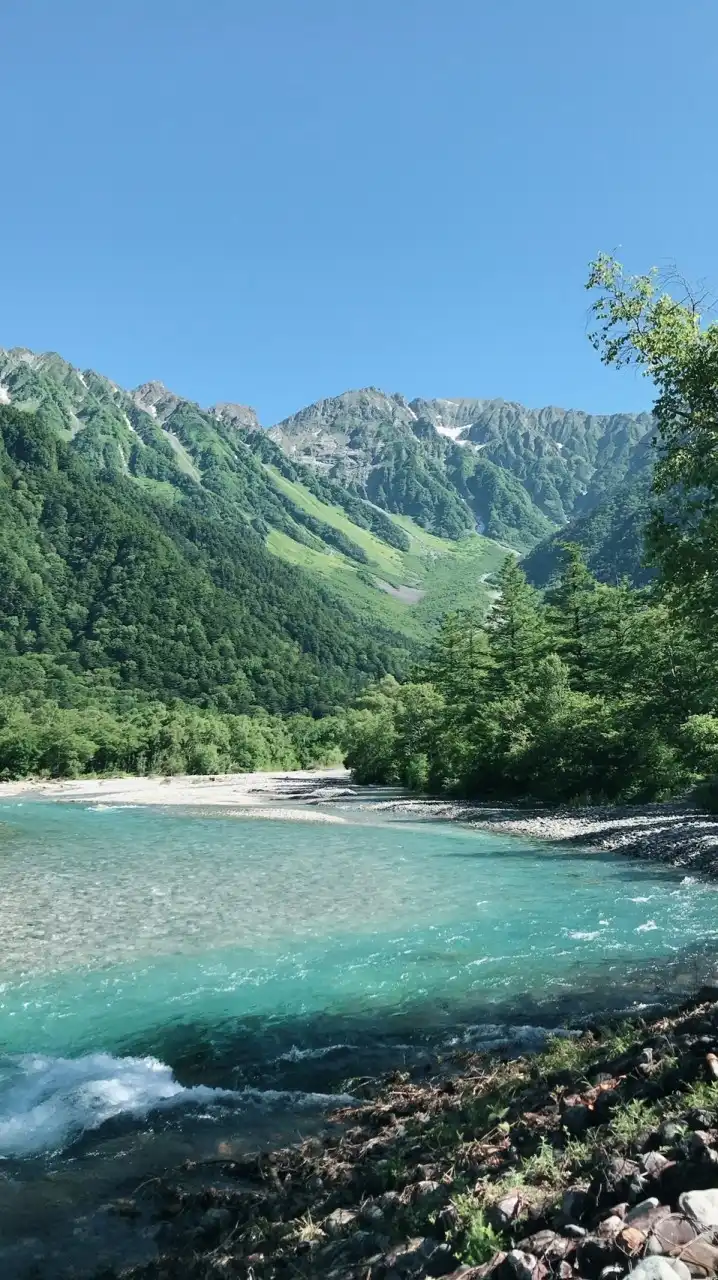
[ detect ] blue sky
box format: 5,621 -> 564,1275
1,0 -> 716,424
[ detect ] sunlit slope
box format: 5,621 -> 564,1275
263,466 -> 508,639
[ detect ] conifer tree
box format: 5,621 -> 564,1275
485,557 -> 551,695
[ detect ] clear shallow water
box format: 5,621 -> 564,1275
2,801 -> 718,1108
2,799 -> 718,1274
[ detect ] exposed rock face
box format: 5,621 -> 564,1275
209,401 -> 261,430
269,387 -> 653,550
131,380 -> 183,422
269,388 -> 422,482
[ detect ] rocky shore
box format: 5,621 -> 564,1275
352,796 -> 718,880
102,990 -> 718,1280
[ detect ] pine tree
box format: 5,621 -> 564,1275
486,557 -> 551,695
546,543 -> 596,687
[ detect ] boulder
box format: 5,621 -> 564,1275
625,1259 -> 690,1280
198,1206 -> 232,1239
410,1178 -> 447,1205
679,1188 -> 718,1231
597,1216 -> 625,1240
495,1191 -> 527,1228
361,1202 -> 385,1225
599,1156 -> 641,1196
677,1236 -> 718,1275
576,1236 -> 617,1278
563,1104 -> 593,1135
560,1187 -> 592,1223
658,1122 -> 685,1146
617,1225 -> 646,1254
506,1250 -> 539,1280
624,1198 -> 670,1231
384,1236 -> 431,1271
645,1213 -> 698,1256
642,1152 -> 673,1179
424,1241 -> 461,1276
515,1230 -> 572,1260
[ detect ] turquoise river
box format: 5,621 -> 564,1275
1,796 -> 718,1275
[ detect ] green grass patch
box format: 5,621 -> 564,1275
452,1196 -> 505,1265
266,467 -> 407,583
264,481 -> 512,642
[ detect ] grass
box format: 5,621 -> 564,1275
262,468 -> 511,642
265,528 -> 414,633
266,467 -> 408,583
163,430 -> 202,481
452,1195 -> 505,1266
132,476 -> 180,501
608,1098 -> 660,1145
676,1080 -> 718,1115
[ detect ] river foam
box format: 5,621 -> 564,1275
0,1053 -> 353,1158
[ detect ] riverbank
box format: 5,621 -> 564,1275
368,797 -> 718,879
103,989 -> 718,1280
3,770 -> 718,872
0,768 -> 354,821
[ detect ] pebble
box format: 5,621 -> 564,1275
324,1208 -> 357,1234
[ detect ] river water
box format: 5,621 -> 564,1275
1,797 -> 718,1274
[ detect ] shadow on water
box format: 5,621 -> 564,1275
440,838 -> 709,885
3,938 -> 718,1280
115,931 -> 718,1093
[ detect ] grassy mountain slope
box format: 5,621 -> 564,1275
261,468 -> 507,637
269,389 -> 653,549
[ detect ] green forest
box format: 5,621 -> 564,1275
3,256 -> 718,797
0,398 -> 414,777
345,257 -> 718,805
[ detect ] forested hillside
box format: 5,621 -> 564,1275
0,402 -> 416,710
0,349 -> 505,643
523,451 -> 654,587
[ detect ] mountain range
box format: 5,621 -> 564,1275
0,346 -> 656,716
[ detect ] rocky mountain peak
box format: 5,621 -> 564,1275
131,381 -> 183,423
209,402 -> 261,431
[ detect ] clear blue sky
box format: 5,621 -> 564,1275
2,0 -> 716,424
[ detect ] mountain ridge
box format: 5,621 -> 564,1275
0,345 -> 655,594
269,385 -> 653,547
